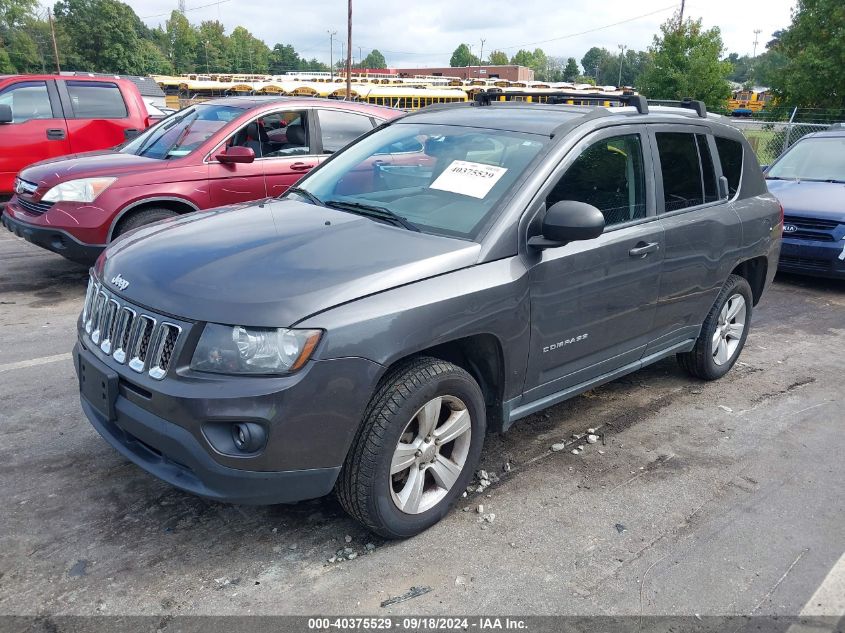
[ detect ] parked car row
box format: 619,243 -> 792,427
0,82 -> 838,538
63,92 -> 784,537
2,95 -> 399,263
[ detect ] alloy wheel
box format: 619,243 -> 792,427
711,293 -> 747,366
390,395 -> 472,514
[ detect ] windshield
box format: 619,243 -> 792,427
289,122 -> 549,239
120,104 -> 241,159
767,136 -> 845,182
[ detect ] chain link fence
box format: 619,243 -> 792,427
723,108 -> 844,166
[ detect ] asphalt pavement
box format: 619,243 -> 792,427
0,229 -> 843,619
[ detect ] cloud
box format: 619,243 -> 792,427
131,0 -> 796,68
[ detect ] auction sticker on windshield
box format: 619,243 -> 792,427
430,160 -> 508,199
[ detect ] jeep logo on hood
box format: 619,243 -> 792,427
110,274 -> 130,291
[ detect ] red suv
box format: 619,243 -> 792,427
2,97 -> 399,263
0,75 -> 154,200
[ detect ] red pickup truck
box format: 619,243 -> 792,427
0,75 -> 153,201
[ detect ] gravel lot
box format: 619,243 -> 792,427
1,229 -> 843,617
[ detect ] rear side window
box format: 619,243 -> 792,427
656,132 -> 719,212
318,110 -> 374,153
715,137 -> 743,197
0,81 -> 53,123
65,81 -> 128,119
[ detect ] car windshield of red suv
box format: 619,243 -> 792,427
120,104 -> 241,160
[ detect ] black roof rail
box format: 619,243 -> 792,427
649,97 -> 707,118
473,90 -> 649,115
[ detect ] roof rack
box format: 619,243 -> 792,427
473,91 -> 709,119
649,98 -> 707,118
473,90 -> 649,114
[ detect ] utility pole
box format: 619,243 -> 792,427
328,30 -> 337,82
358,46 -> 363,69
617,44 -> 626,88
204,41 -> 210,73
346,0 -> 352,99
678,0 -> 685,27
479,38 -> 486,79
48,8 -> 61,73
594,64 -> 600,85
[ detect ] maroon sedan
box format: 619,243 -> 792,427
2,97 -> 400,263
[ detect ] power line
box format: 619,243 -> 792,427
140,0 -> 232,20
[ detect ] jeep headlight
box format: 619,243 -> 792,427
190,324 -> 322,375
42,177 -> 117,203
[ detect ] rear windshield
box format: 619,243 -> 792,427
290,122 -> 549,240
121,104 -> 241,159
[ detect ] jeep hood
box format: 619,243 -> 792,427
20,151 -> 162,188
98,199 -> 480,326
767,179 -> 845,220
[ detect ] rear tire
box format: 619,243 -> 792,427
113,207 -> 178,239
336,357 -> 485,539
677,274 -> 753,380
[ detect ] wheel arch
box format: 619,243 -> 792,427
377,333 -> 508,434
108,197 -> 200,241
730,256 -> 768,305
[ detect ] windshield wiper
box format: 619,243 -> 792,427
324,199 -> 420,232
286,186 -> 324,207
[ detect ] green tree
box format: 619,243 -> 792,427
488,50 -> 508,65
581,46 -> 610,80
770,0 -> 844,108
563,57 -> 579,81
196,20 -> 229,73
510,49 -> 534,68
450,43 -> 479,67
638,12 -> 732,106
53,0 -> 149,73
361,49 -> 386,69
270,43 -> 302,74
165,10 -> 198,73
229,26 -> 269,73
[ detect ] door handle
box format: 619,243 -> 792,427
290,162 -> 315,172
46,128 -> 66,140
629,241 -> 660,257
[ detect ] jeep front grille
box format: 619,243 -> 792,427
81,275 -> 183,380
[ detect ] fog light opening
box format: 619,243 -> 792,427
231,422 -> 265,453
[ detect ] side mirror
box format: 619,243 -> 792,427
528,200 -> 605,249
0,104 -> 13,124
760,164 -> 769,172
216,146 -> 255,164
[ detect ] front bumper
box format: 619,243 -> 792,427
74,341 -> 383,505
2,208 -> 104,264
778,238 -> 845,279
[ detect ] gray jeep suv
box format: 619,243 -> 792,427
74,93 -> 782,538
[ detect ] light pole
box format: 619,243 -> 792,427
479,38 -> 486,79
328,30 -> 337,82
204,40 -> 210,74
346,0 -> 352,99
617,44 -> 626,88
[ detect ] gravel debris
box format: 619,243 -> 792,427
476,504 -> 484,514
344,535 -> 353,544
719,405 -> 733,413
587,434 -> 599,444
615,523 -> 627,534
551,443 -> 567,452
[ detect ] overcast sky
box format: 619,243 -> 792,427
130,0 -> 796,69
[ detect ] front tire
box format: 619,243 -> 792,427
113,207 -> 179,239
336,357 -> 486,539
677,274 -> 753,380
